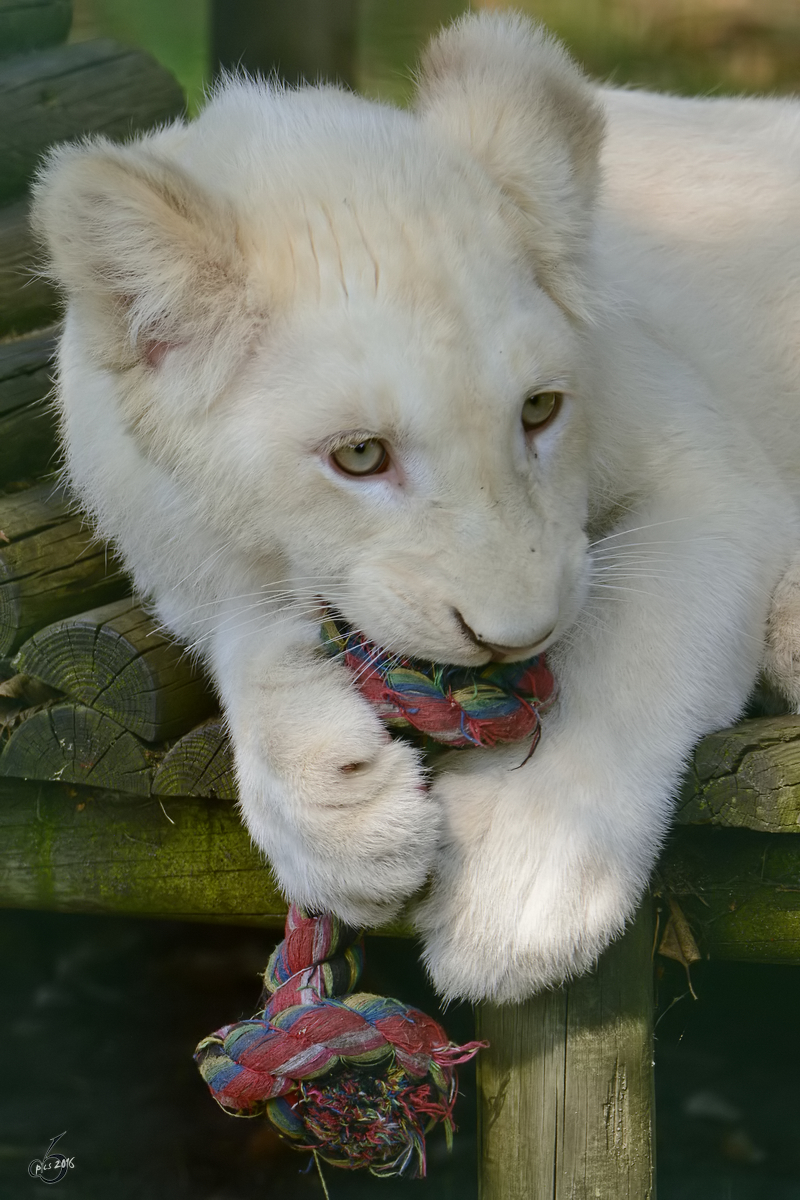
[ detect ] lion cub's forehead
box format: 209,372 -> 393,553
174,79 -> 525,313
254,191 -> 527,328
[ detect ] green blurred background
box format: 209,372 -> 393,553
69,0 -> 800,114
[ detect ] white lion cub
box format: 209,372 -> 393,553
33,13 -> 800,1001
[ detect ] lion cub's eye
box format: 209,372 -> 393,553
522,390 -> 562,432
330,439 -> 389,477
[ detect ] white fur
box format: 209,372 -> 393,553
32,13 -> 800,1000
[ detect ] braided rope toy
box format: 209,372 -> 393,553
195,904 -> 482,1177
319,608 -> 557,750
194,614 -> 557,1178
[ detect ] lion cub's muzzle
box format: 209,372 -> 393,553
453,609 -> 555,663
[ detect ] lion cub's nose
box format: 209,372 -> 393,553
454,611 -> 554,662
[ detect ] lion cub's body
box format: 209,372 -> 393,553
34,15 -> 800,1000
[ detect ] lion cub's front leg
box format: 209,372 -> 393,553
418,493 -> 791,1002
210,620 -> 437,926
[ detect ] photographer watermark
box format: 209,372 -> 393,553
28,1132 -> 76,1185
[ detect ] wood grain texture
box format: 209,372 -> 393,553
658,825 -> 800,963
0,775 -> 287,925
0,482 -> 128,656
153,717 -> 236,798
16,597 -> 216,741
3,767 -> 798,957
0,701 -> 157,792
0,0 -> 72,59
0,198 -> 59,338
677,714 -> 800,833
0,39 -> 185,203
0,324 -> 59,482
477,904 -> 655,1200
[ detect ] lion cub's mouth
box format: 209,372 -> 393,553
317,603 -> 558,752
316,602 -> 451,668
317,602 -> 554,668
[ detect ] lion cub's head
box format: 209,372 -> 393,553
33,14 -> 604,665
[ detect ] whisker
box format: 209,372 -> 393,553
589,583 -> 661,598
588,517 -> 698,547
188,604 -> 329,649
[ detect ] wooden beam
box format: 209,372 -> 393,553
0,325 -> 59,483
0,198 -> 60,338
477,904 -> 655,1200
658,825 -> 800,964
676,713 -> 800,833
2,772 -> 800,959
0,775 -> 287,925
153,717 -> 236,798
0,0 -> 72,60
0,39 -> 185,204
0,701 -> 157,792
15,598 -> 216,742
0,482 -> 129,657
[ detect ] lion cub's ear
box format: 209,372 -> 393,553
32,138 -> 256,380
415,12 -> 603,320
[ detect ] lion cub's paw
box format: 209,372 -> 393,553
235,693 -> 438,927
417,864 -> 633,1003
415,755 -> 642,1002
764,554 -> 800,710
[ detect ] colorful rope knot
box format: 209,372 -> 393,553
196,612 -> 557,1178
195,905 -> 483,1178
320,608 -> 557,750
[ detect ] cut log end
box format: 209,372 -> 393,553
0,702 -> 156,794
153,718 -> 236,799
15,598 -> 216,742
0,483 -> 130,658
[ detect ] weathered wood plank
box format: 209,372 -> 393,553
0,482 -> 129,656
0,775 -> 287,925
2,769 -> 799,960
0,198 -> 59,338
0,324 -> 59,482
677,714 -> 800,833
153,716 -> 236,797
76,709 -> 800,830
0,39 -> 185,203
0,0 -> 72,59
658,825 -> 800,963
0,700 -> 157,792
477,903 -> 655,1200
15,597 -> 216,741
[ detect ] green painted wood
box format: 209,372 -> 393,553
0,700 -> 156,792
0,482 -> 129,657
677,714 -> 800,833
15,597 -> 216,742
0,198 -> 59,338
153,717 -> 236,798
0,39 -> 185,203
0,775 -> 288,925
0,0 -> 71,59
477,903 -> 655,1200
0,324 -> 59,483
